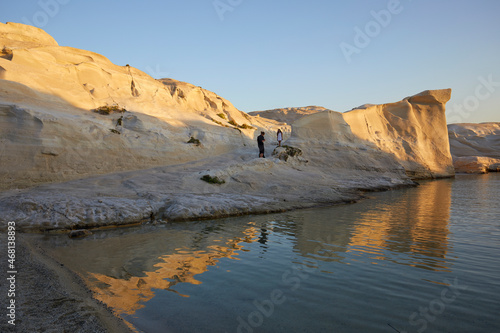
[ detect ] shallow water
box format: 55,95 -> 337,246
41,173 -> 500,333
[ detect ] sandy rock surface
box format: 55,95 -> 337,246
0,147 -> 415,231
0,22 -> 283,189
344,89 -> 455,178
0,23 -> 455,231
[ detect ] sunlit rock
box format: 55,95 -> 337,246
448,122 -> 500,173
0,22 -> 283,190
0,23 -> 456,231
284,89 -> 455,179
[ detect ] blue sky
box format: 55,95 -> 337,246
1,0 -> 499,123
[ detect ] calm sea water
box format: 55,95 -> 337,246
41,173 -> 500,333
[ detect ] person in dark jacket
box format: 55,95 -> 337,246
257,131 -> 266,158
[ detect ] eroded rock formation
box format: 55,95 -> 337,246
448,123 -> 500,173
285,89 -> 455,179
0,22 -> 282,189
0,23 -> 457,231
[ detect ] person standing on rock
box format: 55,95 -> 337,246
257,131 -> 266,158
277,129 -> 283,147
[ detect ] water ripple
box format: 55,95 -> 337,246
40,173 -> 500,332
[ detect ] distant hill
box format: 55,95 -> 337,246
248,106 -> 332,124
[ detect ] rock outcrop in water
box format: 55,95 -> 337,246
0,23 -> 456,231
448,122 -> 500,173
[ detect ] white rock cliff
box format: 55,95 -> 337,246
448,122 -> 500,173
0,23 -> 456,231
0,22 -> 283,189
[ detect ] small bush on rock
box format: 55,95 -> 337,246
93,104 -> 126,115
227,119 -> 254,130
273,145 -> 303,161
201,174 -> 225,184
240,123 -> 254,129
282,145 -> 302,157
187,137 -> 201,146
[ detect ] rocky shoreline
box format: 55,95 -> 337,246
0,146 -> 419,233
0,234 -> 132,332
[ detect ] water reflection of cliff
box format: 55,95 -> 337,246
46,178 -> 454,318
85,225 -> 261,316
293,179 -> 453,271
44,222 -> 262,316
349,179 -> 452,269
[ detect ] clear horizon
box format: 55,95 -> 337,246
1,0 -> 499,123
